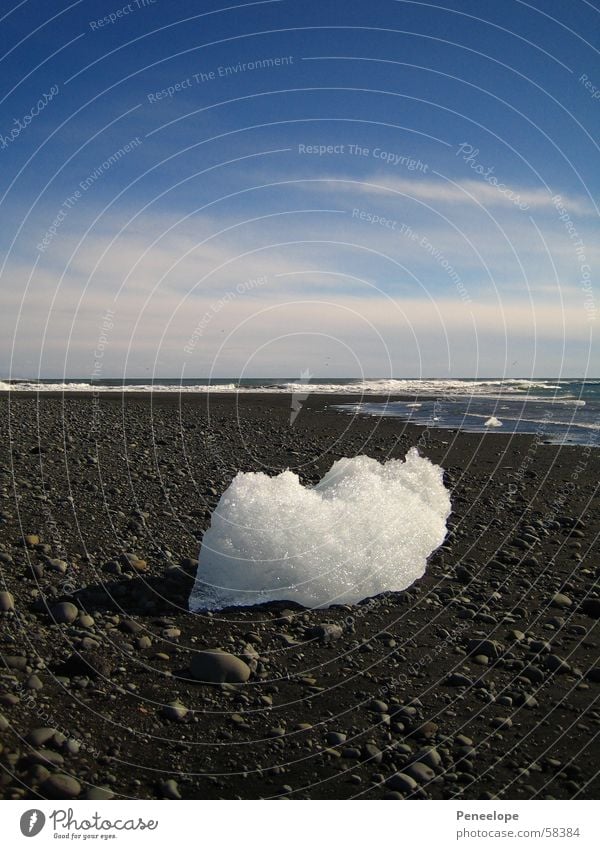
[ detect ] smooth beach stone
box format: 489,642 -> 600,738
0,591 -> 14,611
78,614 -> 95,628
446,673 -> 473,687
41,773 -> 81,798
160,779 -> 182,799
163,700 -> 188,721
386,772 -> 418,793
405,762 -> 436,783
467,639 -> 503,658
51,602 -> 78,623
545,655 -> 571,674
84,786 -> 114,800
306,623 -> 344,642
326,731 -> 347,746
4,655 -> 27,671
550,593 -> 572,610
189,649 -> 251,683
415,747 -> 442,768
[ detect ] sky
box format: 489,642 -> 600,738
0,0 -> 598,379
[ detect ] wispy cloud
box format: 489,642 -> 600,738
315,175 -> 593,214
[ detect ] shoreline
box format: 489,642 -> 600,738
1,391 -> 596,449
0,394 -> 598,800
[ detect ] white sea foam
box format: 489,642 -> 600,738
190,448 -> 451,610
0,378 -> 573,395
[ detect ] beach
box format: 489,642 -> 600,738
0,392 -> 598,800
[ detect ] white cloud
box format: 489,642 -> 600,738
1,204 -> 596,378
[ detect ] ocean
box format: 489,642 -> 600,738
1,377 -> 599,446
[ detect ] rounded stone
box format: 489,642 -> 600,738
550,593 -> 572,610
405,761 -> 436,783
189,649 -> 251,683
386,772 -> 418,793
415,747 -> 442,769
326,731 -> 347,746
84,786 -> 114,800
51,602 -> 78,624
163,700 -> 188,721
41,773 -> 81,798
0,591 -> 15,612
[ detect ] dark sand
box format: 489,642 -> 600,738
0,392 -> 599,800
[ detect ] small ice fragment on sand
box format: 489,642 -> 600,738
190,448 -> 451,610
484,416 -> 503,427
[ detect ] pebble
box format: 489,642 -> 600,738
41,773 -> 81,798
85,787 -> 114,800
163,700 -> 188,722
363,743 -> 383,764
160,779 -> 181,799
415,747 -> 442,769
189,649 -> 251,683
326,731 -> 347,746
306,623 -> 343,643
447,673 -> 473,687
491,716 -> 513,728
405,761 -> 435,783
342,747 -> 361,759
0,591 -> 14,612
467,639 -> 503,658
386,772 -> 418,793
51,602 -> 79,624
546,655 -> 571,674
550,593 -> 572,610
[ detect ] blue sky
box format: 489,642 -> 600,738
1,0 -> 598,378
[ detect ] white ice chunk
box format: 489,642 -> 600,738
190,448 -> 451,610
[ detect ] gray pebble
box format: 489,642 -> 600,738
406,762 -> 436,783
51,602 -> 78,624
84,786 -> 114,800
550,593 -> 572,609
0,591 -> 14,612
163,700 -> 188,721
41,773 -> 81,798
160,778 -> 181,799
189,649 -> 250,683
27,728 -> 57,747
326,731 -> 347,746
386,772 -> 418,793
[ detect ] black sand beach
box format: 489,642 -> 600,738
0,392 -> 599,800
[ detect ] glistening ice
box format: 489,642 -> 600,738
190,448 -> 451,610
